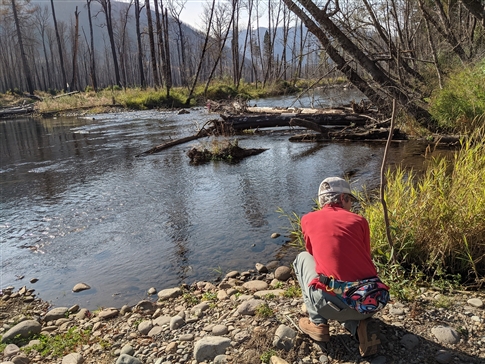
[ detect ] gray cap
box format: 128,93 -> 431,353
318,177 -> 357,200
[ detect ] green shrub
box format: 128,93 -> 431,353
361,126 -> 485,285
429,60 -> 485,131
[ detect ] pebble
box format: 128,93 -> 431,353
467,298 -> 484,308
1,269 -> 484,364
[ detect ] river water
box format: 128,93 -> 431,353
0,91 -> 432,309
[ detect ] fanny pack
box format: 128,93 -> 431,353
319,275 -> 390,314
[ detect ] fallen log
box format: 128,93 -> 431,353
220,113 -> 368,130
136,129 -> 210,157
52,91 -> 80,99
0,105 -> 35,117
289,128 -> 407,142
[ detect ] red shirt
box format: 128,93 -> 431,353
301,204 -> 377,289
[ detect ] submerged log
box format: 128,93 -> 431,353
136,129 -> 209,157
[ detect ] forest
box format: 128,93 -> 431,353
0,0 -> 484,130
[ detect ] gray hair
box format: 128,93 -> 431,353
319,193 -> 353,208
319,193 -> 342,207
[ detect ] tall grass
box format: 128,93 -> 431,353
361,124 -> 485,286
429,60 -> 485,132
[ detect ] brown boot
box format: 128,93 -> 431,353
298,317 -> 330,342
357,318 -> 381,357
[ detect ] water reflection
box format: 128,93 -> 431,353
0,105 -> 443,310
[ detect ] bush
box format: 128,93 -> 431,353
361,126 -> 485,285
429,61 -> 485,131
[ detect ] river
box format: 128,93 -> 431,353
0,90 -> 432,309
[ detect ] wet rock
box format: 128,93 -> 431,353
271,233 -> 280,239
147,287 -> 157,295
72,283 -> 90,292
29,278 -> 38,284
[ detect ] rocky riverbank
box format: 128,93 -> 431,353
1,263 -> 484,364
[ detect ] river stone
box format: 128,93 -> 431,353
12,356 -> 30,364
1,320 -> 42,342
242,280 -> 268,291
62,352 -> 84,364
274,266 -> 292,281
68,304 -> 80,314
134,300 -> 156,313
120,344 -> 134,356
170,315 -> 185,330
225,271 -> 239,279
153,315 -> 171,326
217,290 -> 228,300
212,324 -> 228,336
157,287 -> 182,300
254,289 -> 285,298
147,326 -> 164,337
467,298 -> 483,308
400,334 -> 419,349
191,302 -> 210,313
115,354 -> 142,364
370,356 -> 387,364
75,308 -> 89,320
255,263 -> 268,273
435,350 -> 453,364
98,308 -> 119,319
137,320 -> 153,335
3,343 -> 20,357
271,233 -> 280,239
237,299 -> 264,315
214,354 -> 228,364
165,342 -> 177,353
44,307 -> 69,322
431,326 -> 460,344
273,324 -> 296,351
270,356 -> 289,364
193,336 -> 231,362
72,283 -> 90,292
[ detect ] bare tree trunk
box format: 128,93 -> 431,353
186,0 -> 216,104
145,0 -> 160,88
134,0 -> 146,88
98,0 -> 122,87
154,0 -> 165,87
204,9 -> 235,95
71,7 -> 80,91
50,0 -> 68,91
162,7 -> 172,97
86,0 -> 98,91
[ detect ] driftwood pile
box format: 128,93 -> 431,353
0,103 -> 35,117
137,103 -> 400,158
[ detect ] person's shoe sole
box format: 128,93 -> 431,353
298,317 -> 330,342
357,318 -> 380,357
